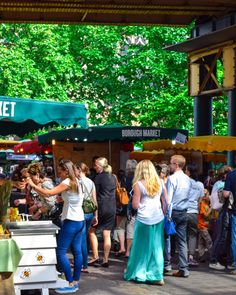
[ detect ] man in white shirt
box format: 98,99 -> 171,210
166,155 -> 191,278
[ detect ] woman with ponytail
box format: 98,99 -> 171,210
26,159 -> 84,294
88,157 -> 116,267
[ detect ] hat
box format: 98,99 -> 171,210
0,173 -> 6,179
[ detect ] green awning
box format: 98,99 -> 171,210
0,96 -> 87,136
38,126 -> 188,145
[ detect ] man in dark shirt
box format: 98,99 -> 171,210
223,169 -> 236,274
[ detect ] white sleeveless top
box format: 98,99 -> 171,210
136,181 -> 164,225
61,178 -> 84,221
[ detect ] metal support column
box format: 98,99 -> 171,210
194,96 -> 213,136
227,89 -> 236,166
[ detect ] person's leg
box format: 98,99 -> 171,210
56,220 -> 78,284
198,231 -> 205,258
164,234 -> 172,272
210,210 -> 228,265
202,229 -> 212,256
103,229 -> 111,263
172,210 -> 189,276
81,213 -> 94,269
88,227 -> 99,263
115,216 -> 126,253
231,214 -> 236,270
125,216 -> 135,257
71,220 -> 84,284
187,213 -> 198,261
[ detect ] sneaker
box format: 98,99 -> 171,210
188,258 -> 199,267
55,284 -> 79,294
209,262 -> 225,270
227,264 -> 235,270
230,269 -> 236,275
172,270 -> 189,278
164,266 -> 172,276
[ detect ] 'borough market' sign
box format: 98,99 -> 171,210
122,128 -> 160,138
38,126 -> 188,144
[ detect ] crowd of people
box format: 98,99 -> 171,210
1,154 -> 236,293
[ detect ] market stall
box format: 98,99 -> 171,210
38,126 -> 188,174
136,135 -> 234,175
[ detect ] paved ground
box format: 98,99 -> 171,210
47,252 -> 236,295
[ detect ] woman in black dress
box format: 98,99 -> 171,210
88,157 -> 116,267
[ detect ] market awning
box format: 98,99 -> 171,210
0,96 -> 87,136
130,149 -> 226,164
38,126 -> 188,145
143,135 -> 236,152
0,140 -> 20,150
130,150 -> 165,162
14,140 -> 52,155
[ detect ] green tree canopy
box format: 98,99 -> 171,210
0,24 -> 228,136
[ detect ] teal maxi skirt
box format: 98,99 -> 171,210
124,219 -> 164,283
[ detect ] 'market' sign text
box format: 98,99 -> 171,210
0,101 -> 16,117
122,129 -> 160,138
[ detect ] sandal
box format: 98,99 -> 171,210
114,251 -> 126,257
81,268 -> 89,273
88,258 -> 99,266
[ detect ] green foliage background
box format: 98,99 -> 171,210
0,24 -> 228,136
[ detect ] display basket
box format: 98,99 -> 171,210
0,233 -> 11,239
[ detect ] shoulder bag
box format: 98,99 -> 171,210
81,182 -> 98,214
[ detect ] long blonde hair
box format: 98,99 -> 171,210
133,160 -> 161,197
58,159 -> 78,192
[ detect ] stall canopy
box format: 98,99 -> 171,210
38,126 -> 188,145
143,135 -> 236,153
14,140 -> 52,155
0,96 -> 87,136
0,140 -> 20,150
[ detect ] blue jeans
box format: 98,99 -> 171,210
56,219 -> 84,283
172,210 -> 189,275
231,214 -> 236,269
81,213 -> 94,268
164,234 -> 171,270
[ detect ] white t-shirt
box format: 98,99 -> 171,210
136,181 -> 164,225
187,179 -> 204,214
80,176 -> 95,196
61,178 -> 84,221
210,180 -> 224,210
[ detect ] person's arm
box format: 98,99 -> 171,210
132,183 -> 141,210
166,177 -> 175,204
14,198 -> 26,206
223,173 -> 231,198
160,181 -> 168,214
92,184 -> 98,225
26,177 -> 69,197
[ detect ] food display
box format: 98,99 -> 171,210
7,207 -> 22,222
0,224 -> 10,239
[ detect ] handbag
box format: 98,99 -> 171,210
81,182 -> 97,214
115,177 -> 129,206
163,194 -> 176,236
164,214 -> 176,235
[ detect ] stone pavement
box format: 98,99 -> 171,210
48,254 -> 236,295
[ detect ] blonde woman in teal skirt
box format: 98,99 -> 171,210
124,160 -> 165,285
